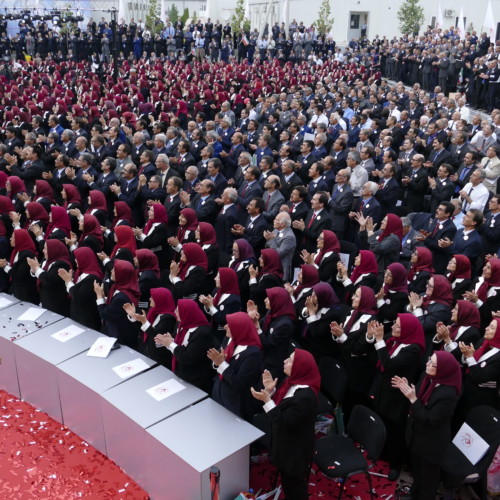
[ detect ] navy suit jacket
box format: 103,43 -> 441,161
451,229 -> 482,262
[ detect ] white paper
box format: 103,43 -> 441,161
340,252 -> 350,269
112,358 -> 150,379
0,297 -> 13,309
452,422 -> 489,465
304,132 -> 315,142
51,325 -> 85,343
146,378 -> 186,401
87,336 -> 117,358
17,307 -> 46,322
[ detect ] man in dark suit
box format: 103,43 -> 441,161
107,126 -> 123,157
480,195 -> 500,257
60,130 -> 78,158
206,158 -> 228,197
220,132 -> 245,179
137,150 -> 157,181
173,140 -> 196,178
130,132 -> 147,167
164,176 -> 183,236
293,191 -> 333,253
330,138 -> 348,172
189,128 -> 207,164
450,151 -> 478,196
90,135 -> 112,170
164,127 -> 180,158
347,116 -> 361,149
296,140 -> 316,182
350,181 -> 382,224
87,156 -> 118,213
7,144 -> 47,195
236,166 -> 263,218
402,154 -> 429,213
180,179 -> 219,226
280,160 -> 303,201
418,201 -> 457,274
328,169 -> 354,240
214,187 -> 239,255
156,154 -> 180,190
424,136 -> 452,177
448,131 -> 472,169
110,164 -> 142,226
375,163 -> 400,216
231,197 -> 269,257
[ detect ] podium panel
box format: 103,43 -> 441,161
0,302 -> 63,397
145,399 -> 263,500
15,318 -> 101,422
57,347 -> 156,454
100,365 -> 207,488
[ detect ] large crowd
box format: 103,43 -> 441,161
0,13 -> 499,500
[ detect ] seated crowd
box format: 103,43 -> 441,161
0,17 -> 499,500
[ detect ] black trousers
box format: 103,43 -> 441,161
410,452 -> 441,500
280,468 -> 309,500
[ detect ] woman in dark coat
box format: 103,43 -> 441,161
133,203 -> 169,270
84,190 -> 108,226
208,311 -> 263,421
249,248 -> 284,317
251,348 -> 320,500
62,183 -> 82,234
58,246 -> 103,331
229,238 -> 256,306
407,247 -> 434,295
0,228 -> 39,303
367,314 -> 425,481
45,206 -> 71,243
200,267 -> 241,344
135,248 -> 161,308
70,214 -> 104,254
27,239 -> 71,316
0,220 -> 10,292
286,264 -> 319,321
168,207 -> 198,260
33,179 -> 56,214
301,229 -> 340,283
94,259 -> 141,348
336,249 -> 378,300
156,299 -> 215,393
376,262 -> 409,331
393,351 -> 462,500
103,201 -> 134,253
197,222 -> 219,290
446,254 -> 472,302
125,287 -> 176,367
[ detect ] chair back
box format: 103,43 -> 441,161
346,405 -> 386,461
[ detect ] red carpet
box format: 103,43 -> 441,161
0,390 -> 148,499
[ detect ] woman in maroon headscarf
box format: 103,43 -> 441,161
94,259 -> 141,348
104,201 -> 135,254
249,248 -> 284,317
168,208 -> 198,259
393,351 -> 461,499
135,248 -> 161,306
6,176 -> 27,215
58,246 -> 103,330
0,228 -> 39,303
407,247 -> 435,295
208,312 -> 263,420
196,222 -> 219,288
45,205 -> 71,242
68,213 -> 103,254
33,179 -> 55,213
331,286 -> 378,417
229,238 -> 256,306
251,349 -> 320,500
247,287 -> 295,381
433,300 -> 481,363
367,314 -> 425,482
124,287 -> 176,366
376,262 -> 409,329
169,241 -> 210,301
62,183 -> 83,234
200,267 -> 241,343
409,274 -> 453,353
20,202 -> 49,238
301,229 -> 340,283
286,264 -> 320,319
84,190 -> 108,226
133,203 -> 169,270
446,254 -> 472,301
336,249 -> 378,300
463,257 -> 500,330
27,239 -> 71,316
156,299 -> 215,392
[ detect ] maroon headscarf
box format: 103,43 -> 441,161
230,238 -> 256,268
314,230 -> 340,265
422,275 -> 453,309
146,287 -> 176,325
112,201 -> 134,229
312,282 -> 339,308
350,250 -> 378,284
8,176 -> 26,196
177,208 -> 198,242
274,349 -> 321,404
384,262 -> 408,294
74,246 -> 104,281
43,239 -> 71,270
198,222 -> 217,245
407,247 -> 434,282
10,229 -> 36,265
45,206 -> 71,239
144,204 -> 168,235
262,287 -> 296,332
62,184 -> 82,206
110,225 -> 136,258
87,190 -> 107,212
224,312 -> 262,364
344,286 -> 378,334
79,214 -> 104,246
417,351 -> 462,404
179,242 -> 208,279
449,300 -> 481,341
213,267 -> 240,306
108,260 -> 140,305
0,195 -> 14,214
35,179 -> 55,203
447,254 -> 471,281
259,248 -> 283,279
25,202 -> 49,225
294,264 -> 320,298
385,313 -> 425,359
477,258 -> 500,302
136,248 -> 160,278
473,319 -> 500,361
378,213 -> 403,242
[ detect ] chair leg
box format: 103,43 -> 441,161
366,471 -> 374,500
337,477 -> 346,500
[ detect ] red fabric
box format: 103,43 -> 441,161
178,242 -> 208,279
108,260 -> 140,305
0,195 -> 14,214
43,239 -> 71,269
35,179 -> 55,203
177,208 -> 198,242
407,247 -> 435,282
79,214 -> 104,246
385,313 -> 425,358
230,239 -> 256,269
293,264 -> 320,298
383,262 -> 408,294
62,184 -> 82,206
143,204 -> 168,235
350,250 -> 378,284
198,222 -> 217,245
344,286 -> 378,334
74,246 -> 104,281
10,229 -> 36,265
110,225 -> 136,258
8,176 -> 26,196
213,268 -> 240,306
136,248 -> 160,278
449,300 -> 481,340
87,190 -> 107,211
314,230 -> 340,265
25,202 -> 49,226
262,287 -> 296,332
0,171 -> 8,190
146,287 -> 176,325
448,254 -> 471,281
477,258 -> 500,301
224,312 -> 262,364
417,351 -> 462,404
112,201 -> 134,228
473,318 -> 500,361
46,206 -> 71,239
312,282 -> 339,308
378,213 -> 403,241
274,349 -> 321,405
422,274 -> 454,309
259,248 -> 283,280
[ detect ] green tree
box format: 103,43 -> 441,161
230,0 -> 250,33
181,8 -> 189,25
168,4 -> 179,25
146,0 -> 163,35
314,0 -> 335,37
397,0 -> 425,35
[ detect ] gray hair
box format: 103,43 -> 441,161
61,129 -> 73,141
365,181 -> 379,196
348,151 -> 361,163
276,212 -> 291,227
401,216 -> 412,228
225,187 -> 238,202
206,130 -> 219,141
156,154 -> 169,166
155,133 -> 167,145
239,151 -> 252,163
477,169 -> 486,180
80,152 -> 93,166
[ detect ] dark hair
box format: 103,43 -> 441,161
252,197 -> 265,213
293,185 -> 307,200
439,201 -> 454,217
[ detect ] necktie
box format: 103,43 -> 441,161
307,212 -> 317,228
463,187 -> 474,213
